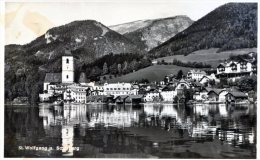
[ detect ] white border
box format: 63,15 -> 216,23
1,0 -> 259,160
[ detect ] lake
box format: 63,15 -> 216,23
4,103 -> 256,158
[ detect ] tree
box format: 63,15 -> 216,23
161,59 -> 165,64
183,88 -> 194,102
130,59 -> 138,71
30,82 -> 40,105
238,75 -> 257,92
117,63 -> 122,75
209,79 -> 216,86
164,76 -> 169,84
140,58 -> 151,68
102,62 -> 108,75
122,61 -> 128,74
109,63 -> 118,75
90,66 -> 102,78
176,70 -> 184,80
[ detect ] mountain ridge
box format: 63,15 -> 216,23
149,3 -> 257,57
110,15 -> 194,51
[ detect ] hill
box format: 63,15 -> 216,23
149,3 -> 257,58
154,48 -> 257,68
110,16 -> 193,51
107,65 -> 193,83
7,20 -> 141,64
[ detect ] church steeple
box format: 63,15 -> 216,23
62,53 -> 74,83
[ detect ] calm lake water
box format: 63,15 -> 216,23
5,103 -> 256,158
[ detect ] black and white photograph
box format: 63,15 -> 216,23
2,0 -> 258,158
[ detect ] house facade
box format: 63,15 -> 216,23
103,83 -> 137,96
217,60 -> 256,75
187,69 -> 207,81
144,89 -> 160,102
63,84 -> 88,103
160,91 -> 177,102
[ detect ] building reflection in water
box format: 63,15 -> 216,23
190,103 -> 255,147
37,103 -> 256,157
61,125 -> 74,156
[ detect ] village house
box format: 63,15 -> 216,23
103,82 -> 137,96
207,88 -> 223,102
225,91 -> 248,103
199,73 -> 220,85
175,79 -> 191,95
187,69 -> 207,82
63,84 -> 88,103
91,84 -> 104,96
160,85 -> 177,102
144,88 -> 160,102
193,87 -> 209,101
152,60 -> 158,65
216,59 -> 257,77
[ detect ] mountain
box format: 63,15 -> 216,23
109,20 -> 152,35
5,20 -> 144,72
149,3 -> 257,58
5,20 -> 144,103
110,16 -> 193,51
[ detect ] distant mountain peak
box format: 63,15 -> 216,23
110,15 -> 193,51
149,3 -> 257,57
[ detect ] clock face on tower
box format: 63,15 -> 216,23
62,56 -> 74,83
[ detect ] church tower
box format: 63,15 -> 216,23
62,56 -> 74,83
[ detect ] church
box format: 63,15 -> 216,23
39,55 -> 75,102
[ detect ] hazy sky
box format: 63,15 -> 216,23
4,0 -> 254,45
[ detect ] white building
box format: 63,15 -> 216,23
187,69 -> 207,81
176,79 -> 191,94
217,60 -> 256,75
160,91 -> 177,102
63,84 -> 88,103
199,73 -> 220,85
193,88 -> 208,101
91,84 -> 104,96
103,83 -> 137,96
218,89 -> 228,102
144,89 -> 160,102
62,56 -> 74,83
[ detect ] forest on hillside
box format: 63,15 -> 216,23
149,3 -> 257,58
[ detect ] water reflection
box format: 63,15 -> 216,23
5,103 -> 256,158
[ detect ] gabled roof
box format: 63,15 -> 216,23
44,73 -> 61,83
199,75 -> 210,82
227,91 -> 248,98
192,81 -> 203,87
217,63 -> 226,68
147,88 -> 160,93
207,88 -> 223,95
188,69 -> 206,74
162,85 -> 176,91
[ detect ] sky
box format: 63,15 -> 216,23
3,0 -> 256,45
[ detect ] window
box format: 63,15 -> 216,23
118,88 -> 120,90
67,75 -> 69,79
66,58 -> 69,64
